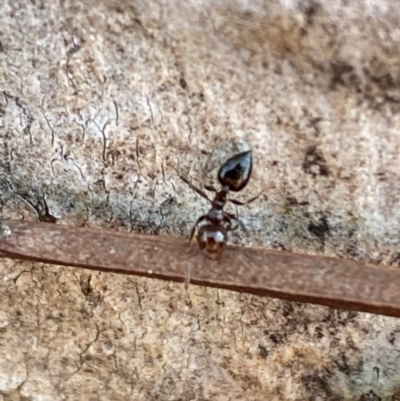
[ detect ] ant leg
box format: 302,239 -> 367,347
224,212 -> 249,235
222,214 -> 233,232
230,191 -> 263,206
223,212 -> 239,231
201,151 -> 218,194
188,215 -> 209,250
202,149 -> 215,180
185,262 -> 191,290
204,184 -> 218,193
172,165 -> 211,202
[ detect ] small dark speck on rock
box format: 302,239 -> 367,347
179,78 -> 187,89
269,332 -> 284,344
258,345 -> 269,358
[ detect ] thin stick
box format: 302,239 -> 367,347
1,219 -> 400,318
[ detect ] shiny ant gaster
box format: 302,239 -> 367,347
175,150 -> 261,260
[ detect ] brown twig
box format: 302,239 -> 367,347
0,219 -> 399,318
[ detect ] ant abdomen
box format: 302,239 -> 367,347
196,224 -> 228,260
217,150 -> 253,192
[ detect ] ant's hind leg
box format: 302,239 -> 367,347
222,214 -> 232,232
188,225 -> 196,250
224,212 -> 249,235
187,215 -> 208,251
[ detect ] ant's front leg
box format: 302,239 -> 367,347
201,150 -> 218,194
230,191 -> 263,206
172,166 -> 211,202
204,184 -> 218,193
201,158 -> 218,193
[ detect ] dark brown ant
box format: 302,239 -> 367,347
175,150 -> 261,260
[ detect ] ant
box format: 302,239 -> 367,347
175,150 -> 261,260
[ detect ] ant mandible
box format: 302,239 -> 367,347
175,150 -> 261,260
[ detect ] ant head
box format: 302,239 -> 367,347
217,150 -> 253,192
196,224 -> 228,260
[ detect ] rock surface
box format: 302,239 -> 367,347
1,0 -> 400,399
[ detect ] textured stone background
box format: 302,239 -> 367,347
2,0 -> 400,400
